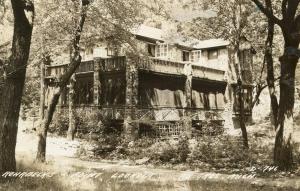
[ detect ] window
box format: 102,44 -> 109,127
106,44 -> 120,57
86,48 -> 93,55
182,51 -> 190,62
93,47 -> 107,57
208,49 -> 218,60
147,44 -> 156,57
156,44 -> 168,58
190,51 -> 201,63
106,47 -> 115,56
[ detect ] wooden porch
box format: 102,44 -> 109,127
45,56 -> 228,138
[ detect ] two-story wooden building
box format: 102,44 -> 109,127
44,25 -> 254,138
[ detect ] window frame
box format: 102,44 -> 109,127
155,43 -> 169,58
190,50 -> 202,63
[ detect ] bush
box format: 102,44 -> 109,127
49,109 -> 106,137
49,111 -> 69,135
92,120 -> 126,159
145,136 -> 191,164
75,109 -> 103,136
187,135 -> 273,170
149,139 -> 178,163
126,138 -> 156,160
177,134 -> 190,162
192,120 -> 224,137
94,133 -> 123,158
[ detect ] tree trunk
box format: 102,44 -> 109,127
36,88 -> 61,162
274,53 -> 298,170
238,80 -> 249,148
235,46 -> 249,149
0,0 -> 34,173
264,3 -> 278,127
36,1 -> 88,162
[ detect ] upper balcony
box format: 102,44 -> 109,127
136,58 -> 225,82
45,60 -> 94,78
45,56 -> 226,82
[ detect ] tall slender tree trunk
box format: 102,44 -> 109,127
39,57 -> 46,123
237,79 -> 249,148
36,1 -> 89,162
235,45 -> 249,148
0,1 -> 34,173
264,2 -> 278,127
274,50 -> 298,170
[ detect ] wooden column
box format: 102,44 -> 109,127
124,57 -> 139,140
93,58 -> 101,106
183,63 -> 193,137
39,60 -> 46,127
67,74 -> 76,140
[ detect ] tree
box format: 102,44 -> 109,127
35,0 -> 143,162
263,0 -> 279,127
175,0 -> 260,148
251,0 -> 300,169
36,0 -> 90,162
0,0 -> 34,172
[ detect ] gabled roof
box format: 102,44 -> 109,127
133,24 -> 229,50
193,39 -> 229,49
133,25 -> 164,41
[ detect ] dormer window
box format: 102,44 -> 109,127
182,51 -> 190,62
156,44 -> 168,58
208,49 -> 218,60
191,50 -> 201,63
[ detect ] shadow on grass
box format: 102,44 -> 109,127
0,160 -> 67,191
0,158 -> 299,191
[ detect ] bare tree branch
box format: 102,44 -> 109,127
286,0 -> 300,22
251,0 -> 282,27
251,76 -> 281,109
282,0 -> 288,20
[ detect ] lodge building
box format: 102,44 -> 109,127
44,25 -> 254,138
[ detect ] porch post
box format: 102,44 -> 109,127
93,58 -> 101,106
183,63 -> 193,138
124,57 -> 139,140
67,74 -> 76,140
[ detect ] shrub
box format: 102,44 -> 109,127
49,111 -> 69,135
126,138 -> 156,160
49,108 -> 108,137
187,135 -> 273,170
192,120 -> 224,137
75,109 -> 103,136
177,134 -> 190,162
93,132 -> 123,158
149,139 -> 178,163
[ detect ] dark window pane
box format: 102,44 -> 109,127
208,49 -> 218,60
182,51 -> 190,61
147,44 -> 156,57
